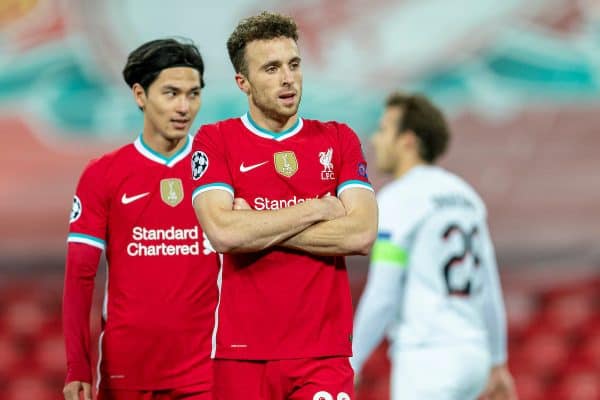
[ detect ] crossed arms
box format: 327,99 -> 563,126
193,187 -> 378,256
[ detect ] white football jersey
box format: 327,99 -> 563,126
376,165 -> 497,349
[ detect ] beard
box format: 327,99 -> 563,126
249,86 -> 301,123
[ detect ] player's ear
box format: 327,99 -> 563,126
132,83 -> 146,110
403,130 -> 420,151
235,73 -> 250,95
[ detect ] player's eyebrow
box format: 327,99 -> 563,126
161,85 -> 201,93
261,60 -> 282,70
161,85 -> 181,92
260,56 -> 301,70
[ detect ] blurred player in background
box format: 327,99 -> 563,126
62,38 -> 218,400
351,93 -> 517,400
191,11 -> 378,400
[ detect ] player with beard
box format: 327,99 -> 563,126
191,11 -> 378,400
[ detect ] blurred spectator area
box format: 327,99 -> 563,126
0,263 -> 597,399
1,106 -> 600,265
1,95 -> 599,400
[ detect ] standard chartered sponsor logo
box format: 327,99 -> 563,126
132,226 -> 199,240
253,193 -> 330,211
127,241 -> 200,256
127,226 -> 214,256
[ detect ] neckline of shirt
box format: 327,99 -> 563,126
133,134 -> 192,167
240,112 -> 304,141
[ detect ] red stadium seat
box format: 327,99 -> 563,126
518,330 -> 571,378
0,334 -> 20,375
3,299 -> 48,337
512,372 -> 547,400
553,370 -> 600,400
6,375 -> 55,400
537,291 -> 596,335
569,331 -> 600,372
35,332 -> 66,376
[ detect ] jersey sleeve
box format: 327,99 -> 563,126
335,124 -> 373,196
63,159 -> 108,383
352,187 -> 429,373
480,222 -> 508,365
374,189 -> 430,268
191,124 -> 234,203
351,189 -> 414,373
67,159 -> 109,249
63,242 -> 102,384
351,254 -> 406,374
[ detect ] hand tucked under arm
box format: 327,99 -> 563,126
194,190 -> 345,253
478,364 -> 518,400
279,188 -> 378,256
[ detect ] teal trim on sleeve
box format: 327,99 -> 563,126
336,180 -> 373,196
67,233 -> 106,247
192,183 -> 234,198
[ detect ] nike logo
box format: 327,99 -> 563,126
240,161 -> 268,173
121,192 -> 150,205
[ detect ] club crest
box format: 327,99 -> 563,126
319,148 -> 335,180
160,178 -> 184,207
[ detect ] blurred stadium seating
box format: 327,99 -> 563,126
0,273 -> 102,397
0,269 -> 597,398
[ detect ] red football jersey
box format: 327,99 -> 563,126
191,114 -> 372,360
65,135 -> 219,390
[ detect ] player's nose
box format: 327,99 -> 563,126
175,97 -> 190,114
281,66 -> 294,86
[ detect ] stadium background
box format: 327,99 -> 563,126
0,0 -> 599,398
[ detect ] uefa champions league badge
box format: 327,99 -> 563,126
358,162 -> 368,178
70,195 -> 82,223
192,151 -> 209,180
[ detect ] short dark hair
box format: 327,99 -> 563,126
227,11 -> 298,75
122,38 -> 205,92
386,92 -> 450,163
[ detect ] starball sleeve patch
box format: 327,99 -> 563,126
70,195 -> 82,223
191,151 -> 209,180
